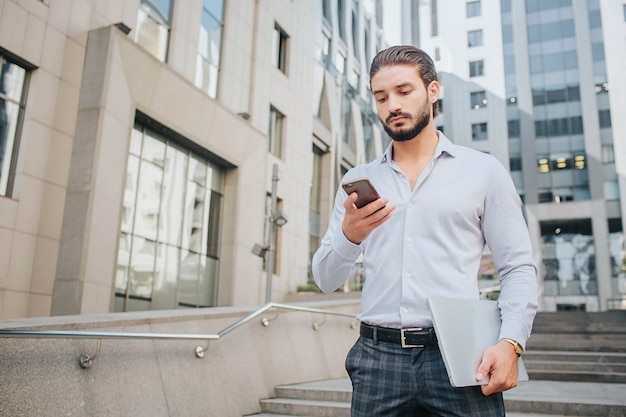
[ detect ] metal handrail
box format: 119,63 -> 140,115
0,302 -> 357,366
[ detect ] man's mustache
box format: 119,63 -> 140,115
386,111 -> 412,124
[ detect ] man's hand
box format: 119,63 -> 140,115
342,193 -> 395,244
475,339 -> 520,396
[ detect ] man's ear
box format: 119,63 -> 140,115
428,80 -> 441,103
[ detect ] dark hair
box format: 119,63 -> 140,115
369,45 -> 440,117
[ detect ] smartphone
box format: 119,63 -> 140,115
341,178 -> 381,208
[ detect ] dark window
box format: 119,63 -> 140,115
510,156 -> 522,171
273,23 -> 289,74
468,29 -> 483,47
469,60 -> 484,77
508,120 -> 520,138
470,91 -> 487,109
0,54 -> 28,197
471,122 -> 488,140
466,1 -> 481,17
599,110 -> 612,128
431,0 -> 438,36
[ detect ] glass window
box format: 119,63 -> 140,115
269,106 -> 285,158
431,0 -> 438,36
602,145 -> 615,163
309,146 -> 324,284
469,60 -> 484,77
467,29 -> 483,47
338,0 -> 346,41
599,110 -> 612,128
466,1 -> 481,17
273,23 -> 289,74
470,90 -> 487,109
196,0 -> 225,98
510,156 -> 522,171
116,120 -> 224,312
135,0 -> 172,61
540,218 -> 597,296
0,55 -> 28,197
471,122 -> 488,140
351,9 -> 360,59
508,119 -> 520,138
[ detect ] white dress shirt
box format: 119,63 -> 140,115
312,132 -> 538,348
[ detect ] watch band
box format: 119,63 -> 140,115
501,338 -> 523,356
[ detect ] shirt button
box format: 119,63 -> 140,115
408,203 -> 414,209
402,307 -> 409,314
403,272 -> 410,279
407,236 -> 413,242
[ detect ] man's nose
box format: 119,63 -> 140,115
386,94 -> 402,112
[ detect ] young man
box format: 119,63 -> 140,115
312,45 -> 538,416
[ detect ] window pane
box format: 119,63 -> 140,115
178,251 -> 200,307
203,0 -> 224,20
152,243 -> 180,309
468,29 -> 483,47
466,1 -> 481,17
135,6 -> 170,61
129,237 -> 156,298
207,191 -> 222,258
0,58 -> 27,196
472,122 -> 488,140
159,144 -> 187,245
119,120 -> 224,311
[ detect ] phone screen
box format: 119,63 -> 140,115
342,178 -> 380,208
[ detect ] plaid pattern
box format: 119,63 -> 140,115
346,336 -> 505,417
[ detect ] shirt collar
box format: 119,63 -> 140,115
380,130 -> 457,164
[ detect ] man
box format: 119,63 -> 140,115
312,45 -> 538,416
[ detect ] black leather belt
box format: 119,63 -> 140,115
360,322 -> 438,348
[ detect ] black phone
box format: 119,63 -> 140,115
341,178 -> 381,208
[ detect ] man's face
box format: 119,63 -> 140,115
370,64 -> 438,142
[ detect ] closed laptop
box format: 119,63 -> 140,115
426,296 -> 529,387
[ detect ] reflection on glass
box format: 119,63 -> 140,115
117,122 -> 224,311
542,229 -> 598,296
159,145 -> 187,246
135,6 -> 170,61
0,58 -> 26,196
152,243 -> 180,310
179,251 -> 200,307
129,237 -> 156,298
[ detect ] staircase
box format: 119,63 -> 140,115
246,311 -> 626,417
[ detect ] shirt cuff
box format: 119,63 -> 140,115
332,229 -> 363,260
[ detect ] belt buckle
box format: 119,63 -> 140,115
401,327 -> 424,348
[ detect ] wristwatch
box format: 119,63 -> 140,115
501,338 -> 524,356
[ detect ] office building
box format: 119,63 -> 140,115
0,0 -> 393,318
406,0 -> 626,311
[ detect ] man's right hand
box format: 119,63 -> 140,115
342,193 -> 395,244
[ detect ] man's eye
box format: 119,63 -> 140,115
377,97 -> 387,103
400,90 -> 411,95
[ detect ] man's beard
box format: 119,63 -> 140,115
382,100 -> 431,142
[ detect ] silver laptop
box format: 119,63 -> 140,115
426,296 -> 529,387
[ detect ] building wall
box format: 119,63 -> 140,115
407,0 -> 626,312
0,0 -> 392,319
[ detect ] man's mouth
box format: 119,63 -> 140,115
388,116 -> 406,125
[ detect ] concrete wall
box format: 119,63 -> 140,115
0,299 -> 359,417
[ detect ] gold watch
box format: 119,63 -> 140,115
501,338 -> 523,356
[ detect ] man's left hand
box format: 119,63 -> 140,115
475,339 -> 520,396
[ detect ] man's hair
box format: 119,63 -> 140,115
369,45 -> 440,117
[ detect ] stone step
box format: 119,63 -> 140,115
527,369 -> 626,384
526,332 -> 626,352
250,379 -> 626,417
524,350 -> 626,364
260,397 -> 350,417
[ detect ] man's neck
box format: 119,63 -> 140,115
391,127 -> 439,164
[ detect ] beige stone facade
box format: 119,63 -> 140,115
0,0 -> 390,318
